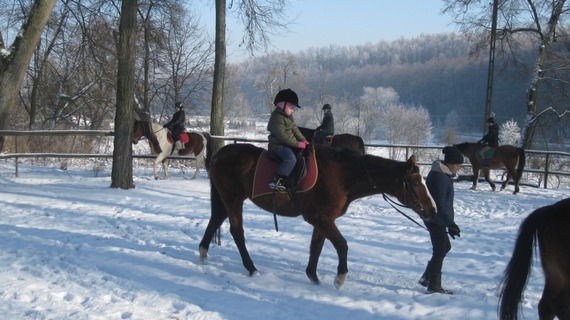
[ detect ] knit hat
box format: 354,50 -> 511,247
486,117 -> 495,123
274,89 -> 301,108
322,103 -> 331,110
443,146 -> 464,164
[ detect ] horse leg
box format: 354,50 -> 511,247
226,204 -> 258,275
191,154 -> 202,180
309,220 -> 348,289
470,166 -> 480,190
501,167 -> 515,192
305,228 -> 326,285
163,158 -> 169,179
483,167 -> 495,191
198,211 -> 228,260
538,282 -> 557,320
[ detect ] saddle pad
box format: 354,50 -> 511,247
167,132 -> 190,144
251,150 -> 318,199
477,146 -> 496,161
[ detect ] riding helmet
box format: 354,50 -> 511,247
175,101 -> 183,108
274,89 -> 301,108
486,117 -> 495,123
322,103 -> 332,110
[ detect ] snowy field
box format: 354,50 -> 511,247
0,159 -> 567,320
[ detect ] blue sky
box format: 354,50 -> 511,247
200,0 -> 456,62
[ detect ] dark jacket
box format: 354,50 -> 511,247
425,160 -> 456,227
316,110 -> 334,135
267,108 -> 306,152
479,124 -> 499,148
164,109 -> 185,130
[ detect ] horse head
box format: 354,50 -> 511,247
132,120 -> 144,144
400,155 -> 437,221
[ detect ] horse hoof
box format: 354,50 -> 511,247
198,246 -> 208,260
469,186 -> 476,190
307,274 -> 320,285
334,273 -> 347,289
249,269 -> 259,276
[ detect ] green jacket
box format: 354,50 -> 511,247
267,108 -> 306,151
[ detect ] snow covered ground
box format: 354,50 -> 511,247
0,160 -> 566,320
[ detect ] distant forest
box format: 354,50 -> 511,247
226,33 -> 570,143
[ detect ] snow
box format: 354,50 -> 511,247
0,159 -> 566,320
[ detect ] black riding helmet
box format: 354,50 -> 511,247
274,89 -> 301,108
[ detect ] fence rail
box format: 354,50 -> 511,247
1,130 -> 569,188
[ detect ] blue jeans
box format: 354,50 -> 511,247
272,146 -> 297,177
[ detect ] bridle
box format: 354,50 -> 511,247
362,157 -> 427,230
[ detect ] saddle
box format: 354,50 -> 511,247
477,145 -> 496,162
166,132 -> 190,144
251,148 -> 318,199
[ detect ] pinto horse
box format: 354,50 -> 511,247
298,126 -> 365,155
499,198 -> 570,320
132,120 -> 211,180
454,142 -> 525,194
198,143 -> 437,288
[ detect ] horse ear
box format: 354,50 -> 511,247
405,155 -> 417,173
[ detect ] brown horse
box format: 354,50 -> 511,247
499,198 -> 570,320
198,143 -> 437,289
298,126 -> 365,155
132,120 -> 211,179
454,142 -> 525,194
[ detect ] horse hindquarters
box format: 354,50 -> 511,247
499,208 -> 545,320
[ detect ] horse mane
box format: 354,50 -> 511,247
144,121 -> 162,153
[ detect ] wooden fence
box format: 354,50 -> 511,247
1,130 -> 569,188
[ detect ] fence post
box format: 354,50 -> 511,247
544,153 -> 550,189
15,136 -> 19,177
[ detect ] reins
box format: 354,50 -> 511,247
362,157 -> 427,231
382,193 -> 427,230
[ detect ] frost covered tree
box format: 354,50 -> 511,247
500,119 -> 522,146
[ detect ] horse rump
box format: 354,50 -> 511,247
498,198 -> 570,320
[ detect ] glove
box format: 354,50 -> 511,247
296,141 -> 309,149
448,222 -> 461,239
163,124 -> 167,128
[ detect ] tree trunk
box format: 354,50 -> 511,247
521,0 -> 566,149
110,0 -> 138,189
210,0 -> 226,155
0,0 -> 57,151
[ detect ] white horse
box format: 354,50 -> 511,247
132,120 -> 211,180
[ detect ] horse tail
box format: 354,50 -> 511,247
498,207 -> 546,320
515,148 -> 525,183
202,132 -> 212,170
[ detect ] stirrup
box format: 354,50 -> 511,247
268,177 -> 286,192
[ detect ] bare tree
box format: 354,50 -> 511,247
443,0 -> 570,149
210,0 -> 291,154
110,0 -> 137,189
0,0 -> 57,151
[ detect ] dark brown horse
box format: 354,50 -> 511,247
298,126 -> 365,155
198,143 -> 437,289
454,142 -> 525,194
132,120 -> 211,179
499,198 -> 570,320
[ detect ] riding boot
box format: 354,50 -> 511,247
268,174 -> 286,192
427,271 -> 453,295
418,260 -> 431,287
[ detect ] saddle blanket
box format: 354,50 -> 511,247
251,150 -> 318,199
